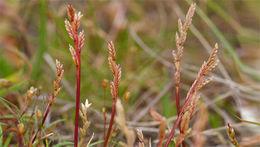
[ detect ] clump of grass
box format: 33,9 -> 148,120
64,4 -> 85,147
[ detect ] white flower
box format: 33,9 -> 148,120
84,99 -> 92,108
81,99 -> 92,114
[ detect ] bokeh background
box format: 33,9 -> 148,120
0,0 -> 260,146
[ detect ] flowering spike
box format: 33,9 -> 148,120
69,44 -> 78,65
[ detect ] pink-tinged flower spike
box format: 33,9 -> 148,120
31,60 -> 64,144
104,41 -> 121,147
165,44 -> 219,147
65,5 -> 85,147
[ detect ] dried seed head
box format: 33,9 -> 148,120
37,109 -> 42,119
18,123 -> 25,135
102,79 -> 109,89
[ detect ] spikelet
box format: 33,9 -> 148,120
175,43 -> 219,146
107,41 -> 121,99
79,99 -> 92,146
108,41 -> 116,61
69,44 -> 77,65
172,3 -> 197,117
104,41 -> 122,146
78,30 -> 85,52
67,5 -> 75,22
177,93 -> 200,146
174,3 -> 196,62
53,60 -> 64,97
65,5 -> 85,65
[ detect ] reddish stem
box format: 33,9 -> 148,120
31,95 -> 54,144
74,34 -> 81,146
165,70 -> 205,146
104,85 -> 118,147
175,84 -> 180,115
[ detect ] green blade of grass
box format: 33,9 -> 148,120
53,142 -> 74,147
31,0 -> 47,79
0,97 -> 21,117
89,140 -> 104,147
45,119 -> 66,130
186,0 -> 260,81
3,132 -> 13,147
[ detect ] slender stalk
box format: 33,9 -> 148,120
174,66 -> 181,115
165,44 -> 219,146
103,87 -> 107,140
74,58 -> 81,147
64,5 -> 85,146
31,60 -> 64,144
165,73 -> 203,146
104,41 -> 121,147
31,99 -> 52,144
104,94 -> 117,147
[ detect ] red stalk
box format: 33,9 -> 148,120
31,94 -> 57,144
175,79 -> 180,115
74,58 -> 81,147
104,84 -> 118,147
73,28 -> 81,146
165,68 -> 205,146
